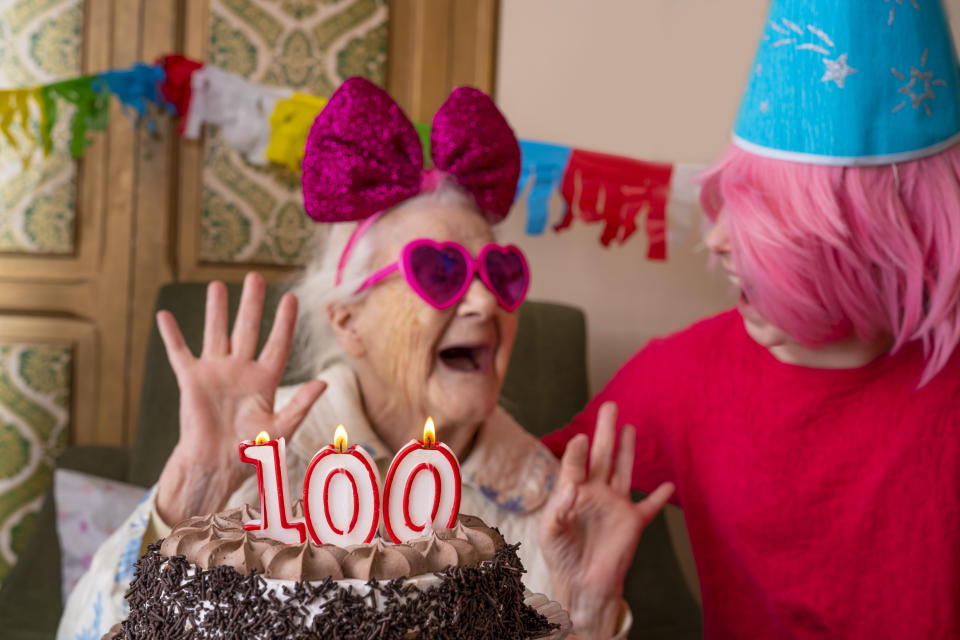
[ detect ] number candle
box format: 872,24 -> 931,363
302,425 -> 382,546
238,431 -> 306,544
382,417 -> 462,544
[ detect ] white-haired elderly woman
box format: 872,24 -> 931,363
58,79 -> 673,640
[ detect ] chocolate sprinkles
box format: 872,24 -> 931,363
105,541 -> 559,640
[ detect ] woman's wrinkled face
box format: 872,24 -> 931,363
346,199 -> 518,433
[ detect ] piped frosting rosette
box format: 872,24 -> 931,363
159,504 -> 505,582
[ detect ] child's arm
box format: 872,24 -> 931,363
541,338 -> 675,499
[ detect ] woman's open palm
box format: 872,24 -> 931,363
155,273 -> 326,523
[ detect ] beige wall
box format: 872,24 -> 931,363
494,0 -> 771,392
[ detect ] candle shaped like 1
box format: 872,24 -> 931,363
238,431 -> 306,544
383,418 -> 462,543
302,425 -> 382,546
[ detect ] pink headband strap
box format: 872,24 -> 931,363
334,168 -> 448,286
335,211 -> 385,286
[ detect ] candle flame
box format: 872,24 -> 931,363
254,431 -> 270,445
334,424 -> 349,453
422,417 -> 436,447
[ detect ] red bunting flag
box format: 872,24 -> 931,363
556,149 -> 673,259
156,55 -> 203,133
0,53 -> 691,260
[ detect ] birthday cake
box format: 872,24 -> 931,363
101,505 -> 561,639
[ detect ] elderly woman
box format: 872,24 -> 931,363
58,79 -> 672,640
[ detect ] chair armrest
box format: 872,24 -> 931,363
0,445 -> 131,639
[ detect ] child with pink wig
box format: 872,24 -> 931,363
542,2 -> 960,638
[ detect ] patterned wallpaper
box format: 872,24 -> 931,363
201,0 -> 388,265
0,0 -> 82,255
0,343 -> 71,585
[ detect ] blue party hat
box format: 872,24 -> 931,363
733,0 -> 960,165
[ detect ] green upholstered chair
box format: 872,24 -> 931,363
0,282 -> 702,639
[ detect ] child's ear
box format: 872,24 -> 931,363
326,300 -> 366,358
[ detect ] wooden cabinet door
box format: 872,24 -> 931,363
0,0 -> 177,450
0,0 -> 175,582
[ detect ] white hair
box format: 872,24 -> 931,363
288,181 -> 479,378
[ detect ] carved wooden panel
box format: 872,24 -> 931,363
0,316 -> 95,585
177,0 -> 499,282
0,0 -> 82,256
0,0 -> 177,453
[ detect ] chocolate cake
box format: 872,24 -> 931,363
103,506 -> 561,639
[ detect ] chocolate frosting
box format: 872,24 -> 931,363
437,515 -> 504,556
161,523 -> 237,557
160,507 -> 505,582
262,543 -> 347,580
409,535 -> 480,569
342,539 -> 426,579
193,533 -> 279,573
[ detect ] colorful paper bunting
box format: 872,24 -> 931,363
516,140 -> 573,234
557,149 -> 674,258
0,89 -> 33,147
157,55 -> 204,132
414,121 -> 432,166
184,66 -> 290,165
40,77 -> 111,158
665,164 -> 705,251
0,55 -> 699,255
264,93 -> 328,171
99,63 -> 168,130
0,89 -> 44,166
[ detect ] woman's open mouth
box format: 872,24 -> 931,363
437,344 -> 493,373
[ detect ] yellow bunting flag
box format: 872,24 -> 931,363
0,91 -> 18,147
0,89 -> 33,147
0,88 -> 49,166
264,93 -> 328,172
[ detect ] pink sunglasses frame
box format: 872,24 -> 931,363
355,238 -> 531,311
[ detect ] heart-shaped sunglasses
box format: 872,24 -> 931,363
355,239 -> 530,311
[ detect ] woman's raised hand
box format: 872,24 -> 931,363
155,273 -> 327,525
539,402 -> 674,640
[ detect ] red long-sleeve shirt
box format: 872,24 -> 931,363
542,310 -> 960,639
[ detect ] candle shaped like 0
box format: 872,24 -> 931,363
302,425 -> 382,546
238,431 -> 307,544
382,418 -> 462,544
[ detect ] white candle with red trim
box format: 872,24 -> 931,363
383,417 -> 462,543
302,425 -> 382,546
238,431 -> 306,544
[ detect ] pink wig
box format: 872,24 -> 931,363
699,144 -> 960,385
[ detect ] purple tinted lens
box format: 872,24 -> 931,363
409,245 -> 468,305
484,250 -> 528,307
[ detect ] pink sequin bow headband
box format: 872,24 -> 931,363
300,77 -> 521,284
